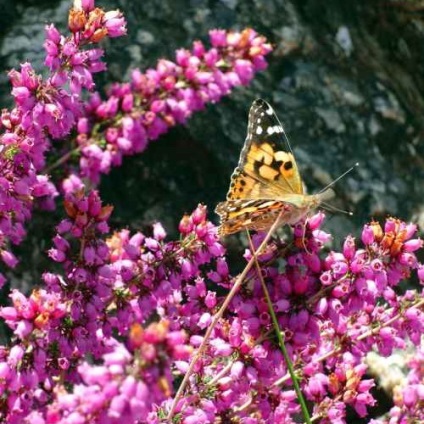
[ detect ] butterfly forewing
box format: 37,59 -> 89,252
216,98 -> 322,236
227,99 -> 303,201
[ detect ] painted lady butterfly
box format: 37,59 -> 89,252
215,99 -> 333,236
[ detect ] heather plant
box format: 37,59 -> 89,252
0,1 -> 423,424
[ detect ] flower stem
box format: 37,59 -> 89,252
166,210 -> 286,420
247,230 -> 311,424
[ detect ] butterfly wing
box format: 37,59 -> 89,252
226,98 -> 303,202
215,197 -> 303,235
216,99 -> 310,235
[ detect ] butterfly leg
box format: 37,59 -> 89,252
300,217 -> 312,255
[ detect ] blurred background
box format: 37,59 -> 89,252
0,0 -> 423,288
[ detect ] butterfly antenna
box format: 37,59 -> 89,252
318,162 -> 359,194
321,201 -> 353,216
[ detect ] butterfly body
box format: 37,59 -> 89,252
215,99 -> 332,237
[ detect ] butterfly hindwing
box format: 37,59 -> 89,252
215,198 -> 301,235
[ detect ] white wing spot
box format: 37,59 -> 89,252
257,118 -> 261,123
260,112 -> 264,117
256,126 -> 263,135
266,106 -> 273,116
259,201 -> 277,209
267,126 -> 274,135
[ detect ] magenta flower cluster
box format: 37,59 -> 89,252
0,0 -> 127,283
0,191 -> 223,422
0,0 -> 271,280
0,1 -> 423,423
74,27 -> 272,184
371,344 -> 424,423
0,190 -> 423,423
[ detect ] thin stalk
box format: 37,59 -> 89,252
247,231 -> 311,424
166,211 -> 285,420
45,145 -> 82,173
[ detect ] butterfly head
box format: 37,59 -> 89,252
311,188 -> 335,208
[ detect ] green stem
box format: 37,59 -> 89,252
246,230 -> 311,424
166,211 -> 286,421
45,145 -> 82,174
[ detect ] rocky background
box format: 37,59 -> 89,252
1,0 -> 423,286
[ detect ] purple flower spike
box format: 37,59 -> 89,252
73,28 -> 272,185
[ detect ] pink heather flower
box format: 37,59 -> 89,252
343,235 -> 356,258
8,345 -> 25,367
403,238 -> 423,252
307,373 -> 329,400
103,10 -> 127,38
198,313 -> 211,329
0,307 -> 18,323
320,270 -> 333,285
81,0 -> 95,12
153,222 -> 166,241
1,250 -> 18,268
327,401 -> 346,422
209,29 -> 227,47
361,224 -> 375,244
204,291 -> 217,309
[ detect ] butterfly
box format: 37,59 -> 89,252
215,98 -> 333,237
